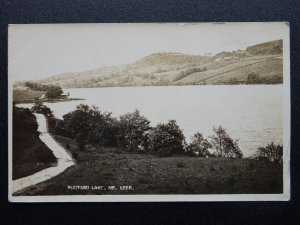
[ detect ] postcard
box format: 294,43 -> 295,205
8,22 -> 290,202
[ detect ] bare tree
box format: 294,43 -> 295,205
210,126 -> 243,158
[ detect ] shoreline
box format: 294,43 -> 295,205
13,98 -> 85,104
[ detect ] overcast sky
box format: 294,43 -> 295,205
9,22 -> 289,81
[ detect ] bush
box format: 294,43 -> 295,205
148,120 -> 186,156
254,143 -> 283,164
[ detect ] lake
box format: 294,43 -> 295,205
17,85 -> 283,157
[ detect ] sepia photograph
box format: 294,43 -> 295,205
8,22 -> 290,202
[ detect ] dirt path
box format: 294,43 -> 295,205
12,113 -> 74,194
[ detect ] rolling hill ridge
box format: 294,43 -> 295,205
36,40 -> 283,88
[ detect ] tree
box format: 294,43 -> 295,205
13,105 -> 38,135
62,104 -> 118,150
62,104 -> 94,151
87,106 -> 118,147
31,100 -> 54,117
254,143 -> 283,164
187,132 -> 212,157
45,85 -> 63,99
148,120 -> 186,155
210,126 -> 243,158
117,110 -> 151,151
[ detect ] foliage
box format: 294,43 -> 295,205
13,105 -> 38,135
45,85 -> 63,99
31,101 -> 54,117
254,143 -> 283,164
13,105 -> 57,179
210,126 -> 243,158
25,82 -> 48,91
117,109 -> 151,151
148,120 -> 186,155
25,82 -> 63,99
62,104 -> 118,150
187,132 -> 212,157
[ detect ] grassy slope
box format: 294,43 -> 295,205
15,135 -> 283,195
37,51 -> 283,88
13,130 -> 58,180
177,56 -> 282,85
13,89 -> 44,102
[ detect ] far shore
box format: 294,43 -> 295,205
13,87 -> 85,104
13,98 -> 85,104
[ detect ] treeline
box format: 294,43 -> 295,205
31,102 -> 283,163
32,103 -> 243,158
25,82 -> 63,99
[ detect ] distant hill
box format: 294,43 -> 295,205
35,40 -> 283,88
246,40 -> 283,55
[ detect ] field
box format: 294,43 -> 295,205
13,89 -> 44,103
14,135 -> 283,195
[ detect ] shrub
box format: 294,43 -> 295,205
254,143 -> 283,164
148,120 -> 186,155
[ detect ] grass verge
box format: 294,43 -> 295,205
15,135 -> 283,195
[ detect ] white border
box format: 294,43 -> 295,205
8,22 -> 290,202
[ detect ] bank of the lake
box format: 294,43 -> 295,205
12,113 -> 74,194
15,134 -> 283,195
13,88 -> 84,104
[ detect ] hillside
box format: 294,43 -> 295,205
36,40 -> 283,88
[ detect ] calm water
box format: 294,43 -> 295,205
18,85 -> 283,157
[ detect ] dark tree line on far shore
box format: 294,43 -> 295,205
30,102 -> 283,163
25,82 -> 63,99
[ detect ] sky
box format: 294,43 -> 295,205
9,22 -> 289,81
